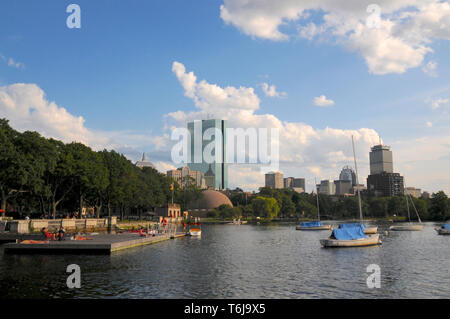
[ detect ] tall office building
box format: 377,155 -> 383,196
334,180 -> 353,196
339,166 -> 357,186
265,172 -> 284,189
167,166 -> 206,189
187,120 -> 228,190
367,144 -> 403,197
369,144 -> 393,175
284,177 -> 305,193
317,180 -> 336,195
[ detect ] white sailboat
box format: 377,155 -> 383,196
390,192 -> 423,231
296,178 -> 331,231
320,136 -> 381,247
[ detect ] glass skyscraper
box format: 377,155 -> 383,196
187,119 -> 228,190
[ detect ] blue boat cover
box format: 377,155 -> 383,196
338,223 -> 366,230
332,225 -> 366,240
301,221 -> 323,227
442,224 -> 450,230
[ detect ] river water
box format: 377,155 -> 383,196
0,222 -> 448,298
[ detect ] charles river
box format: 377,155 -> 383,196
0,222 -> 448,299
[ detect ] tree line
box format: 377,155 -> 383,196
0,119 -> 202,219
213,187 -> 449,221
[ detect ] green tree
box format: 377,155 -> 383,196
251,196 -> 279,220
429,191 -> 449,221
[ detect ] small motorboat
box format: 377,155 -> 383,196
188,222 -> 201,236
296,221 -> 331,231
435,224 -> 450,235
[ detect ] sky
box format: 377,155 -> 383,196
0,0 -> 449,194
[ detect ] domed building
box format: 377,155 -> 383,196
188,189 -> 233,218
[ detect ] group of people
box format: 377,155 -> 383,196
41,226 -> 65,241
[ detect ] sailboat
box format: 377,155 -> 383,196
296,178 -> 331,231
320,136 -> 381,247
390,192 -> 423,231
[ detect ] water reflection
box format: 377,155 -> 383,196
0,222 -> 448,298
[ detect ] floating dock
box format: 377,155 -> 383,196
2,232 -> 187,255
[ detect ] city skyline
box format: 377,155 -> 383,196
0,1 -> 449,194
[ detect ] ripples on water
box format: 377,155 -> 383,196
0,222 -> 448,298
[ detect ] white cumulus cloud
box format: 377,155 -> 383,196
261,82 -> 287,98
220,0 -> 450,75
314,95 -> 335,107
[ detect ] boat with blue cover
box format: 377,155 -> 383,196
296,178 -> 332,231
320,136 -> 381,247
296,221 -> 331,231
435,224 -> 450,235
320,224 -> 381,247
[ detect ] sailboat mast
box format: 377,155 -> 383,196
315,177 -> 320,221
352,135 -> 363,222
405,192 -> 411,223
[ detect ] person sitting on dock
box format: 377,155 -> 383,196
41,227 -> 55,240
139,227 -> 148,237
57,226 -> 65,241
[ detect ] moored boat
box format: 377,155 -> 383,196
188,222 -> 202,236
390,224 -> 424,231
320,234 -> 381,247
296,178 -> 331,231
296,221 -> 331,231
389,190 -> 423,232
435,224 -> 450,235
320,136 -> 381,248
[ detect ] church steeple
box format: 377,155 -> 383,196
142,152 -> 146,162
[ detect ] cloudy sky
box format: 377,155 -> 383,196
0,0 -> 449,193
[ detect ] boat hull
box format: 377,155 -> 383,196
363,226 -> 378,234
296,225 -> 331,231
389,225 -> 423,231
189,228 -> 201,236
320,234 -> 381,248
435,228 -> 450,235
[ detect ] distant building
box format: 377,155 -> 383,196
421,191 -> 430,199
204,164 -> 216,189
265,172 -> 284,189
167,166 -> 206,189
188,189 -> 233,218
405,187 -> 422,198
135,153 -> 155,169
334,180 -> 353,196
369,144 -> 394,175
367,172 -> 404,197
284,177 -> 305,192
367,144 -> 404,197
339,166 -> 357,186
187,119 -> 228,190
318,180 -> 336,195
155,203 -> 181,218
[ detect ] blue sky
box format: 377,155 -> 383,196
1,0 -> 449,193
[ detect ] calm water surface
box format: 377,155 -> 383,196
0,222 -> 448,298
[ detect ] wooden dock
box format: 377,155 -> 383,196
2,232 -> 187,255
